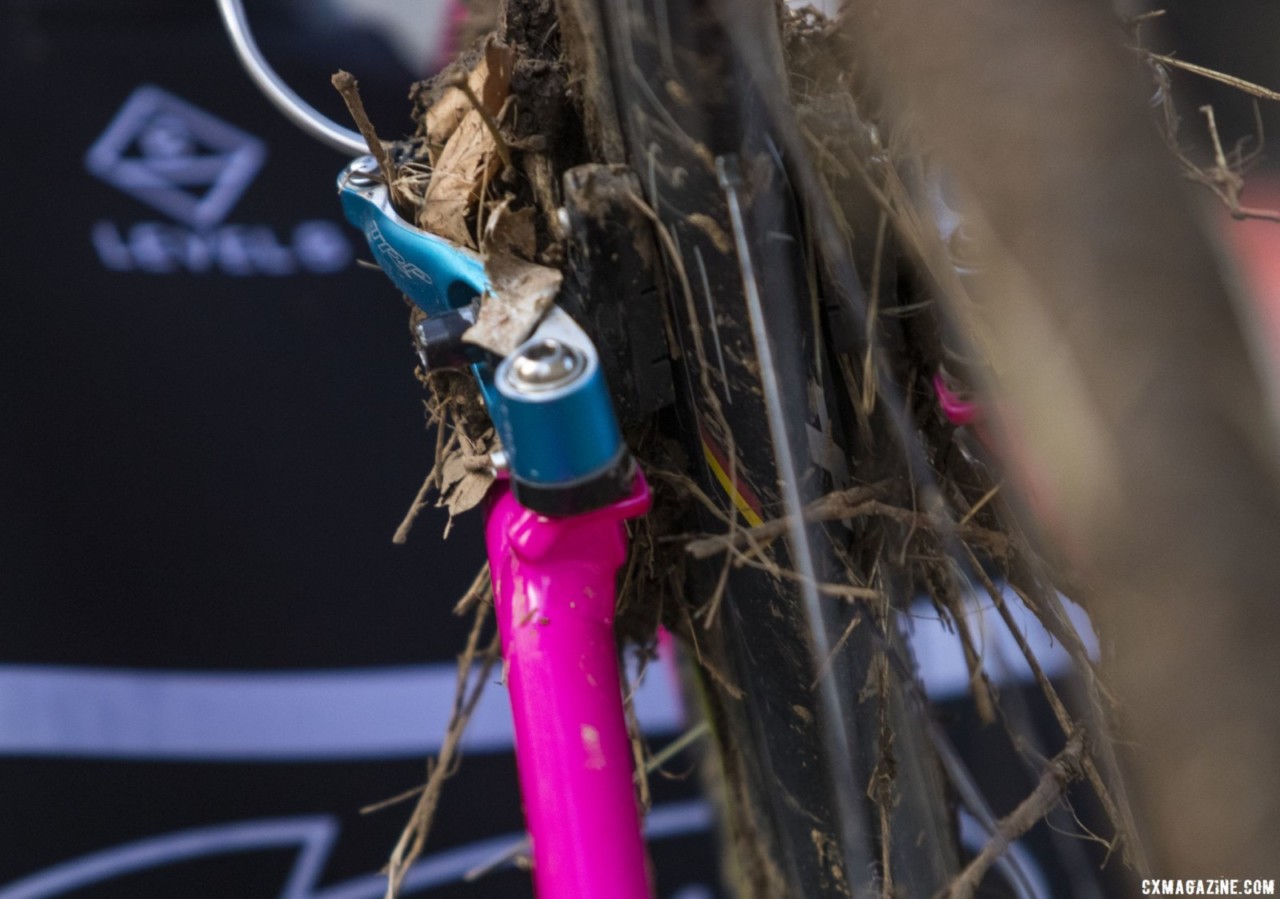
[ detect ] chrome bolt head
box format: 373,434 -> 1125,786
345,157 -> 380,188
506,339 -> 585,393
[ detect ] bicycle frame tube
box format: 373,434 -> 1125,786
484,475 -> 653,899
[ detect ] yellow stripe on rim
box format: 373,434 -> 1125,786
701,440 -> 764,528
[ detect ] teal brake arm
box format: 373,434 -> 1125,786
337,156 -> 489,316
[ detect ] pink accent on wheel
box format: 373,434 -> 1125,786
933,371 -> 981,427
485,475 -> 654,899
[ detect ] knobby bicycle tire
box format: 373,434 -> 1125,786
559,0 -> 963,894
559,0 -> 1280,889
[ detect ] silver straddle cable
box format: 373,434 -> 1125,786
215,0 -> 367,156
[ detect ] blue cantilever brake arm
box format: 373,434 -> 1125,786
336,156 -> 628,513
337,157 -> 490,314
216,0 -> 630,510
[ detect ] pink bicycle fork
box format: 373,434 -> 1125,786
484,475 -> 653,899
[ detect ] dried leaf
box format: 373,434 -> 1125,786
426,60 -> 488,154
463,255 -> 563,357
419,39 -> 515,247
478,39 -> 516,118
482,197 -> 538,259
439,454 -> 495,517
424,38 -> 515,155
419,116 -> 495,246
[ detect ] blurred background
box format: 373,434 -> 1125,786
1,1 -> 1278,896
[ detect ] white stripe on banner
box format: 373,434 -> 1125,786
0,586 -> 1093,761
0,661 -> 683,761
905,586 -> 1099,701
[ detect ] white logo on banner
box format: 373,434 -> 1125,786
84,86 -> 352,276
86,84 -> 265,229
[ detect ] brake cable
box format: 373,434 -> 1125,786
215,0 -> 367,156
